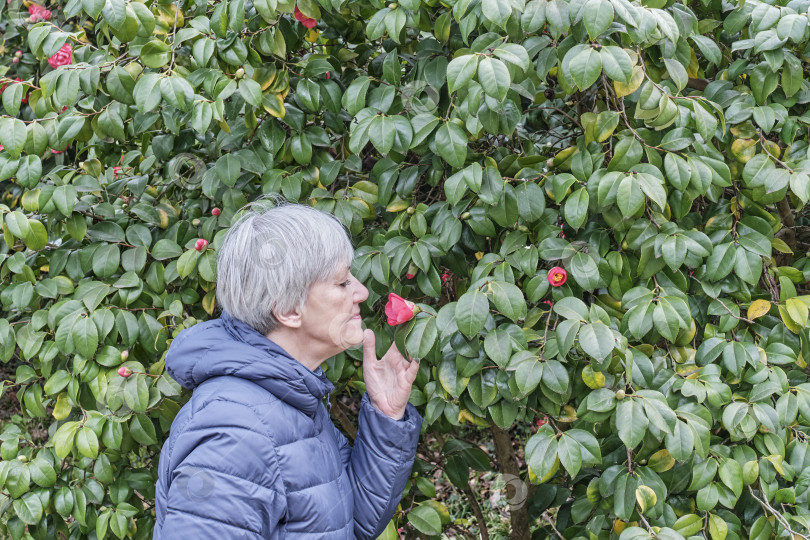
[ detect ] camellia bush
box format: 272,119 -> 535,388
2,0 -> 810,537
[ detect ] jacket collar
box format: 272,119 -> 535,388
166,311 -> 335,416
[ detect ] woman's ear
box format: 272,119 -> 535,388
273,307 -> 303,329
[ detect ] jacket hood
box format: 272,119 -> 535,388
165,311 -> 335,416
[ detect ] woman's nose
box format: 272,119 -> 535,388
354,280 -> 369,303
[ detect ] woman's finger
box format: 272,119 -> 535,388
362,329 -> 377,363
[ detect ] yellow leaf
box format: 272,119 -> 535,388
557,405 -> 578,422
648,449 -> 675,473
786,297 -> 809,328
52,393 -> 72,420
778,305 -> 802,333
614,65 -> 644,98
730,138 -> 757,163
771,238 -> 793,254
635,485 -> 657,514
202,290 -> 216,315
582,365 -> 605,389
262,93 -> 286,119
708,514 -> 728,540
747,299 -> 772,320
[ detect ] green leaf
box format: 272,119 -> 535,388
76,425 -> 99,458
583,0 -> 614,40
369,115 -> 395,155
526,430 -> 559,480
435,121 -> 468,169
13,492 -> 43,525
601,46 -> 633,84
408,504 -> 442,535
578,322 -> 614,361
570,48 -> 603,90
406,316 -> 438,359
72,316 -> 99,359
616,399 -> 648,448
489,281 -> 526,322
53,421 -> 80,458
563,187 -> 589,229
0,118 -> 27,157
482,0 -> 512,27
342,76 -> 370,116
456,289 -> 489,337
477,57 -> 511,100
557,433 -> 583,477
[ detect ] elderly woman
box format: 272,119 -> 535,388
153,202 -> 423,539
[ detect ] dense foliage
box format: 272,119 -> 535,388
2,0 -> 810,537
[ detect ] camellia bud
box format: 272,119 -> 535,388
191,218 -> 201,226
212,207 -> 221,216
12,58 -> 18,63
15,50 -> 22,58
235,68 -> 245,79
118,366 -> 132,378
195,238 -> 209,251
120,350 -> 129,361
615,390 -> 626,400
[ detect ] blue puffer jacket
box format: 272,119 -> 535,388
153,311 -> 423,539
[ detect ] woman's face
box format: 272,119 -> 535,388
298,266 -> 369,358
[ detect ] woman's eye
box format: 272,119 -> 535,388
340,279 -> 351,287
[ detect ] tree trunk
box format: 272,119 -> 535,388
491,425 -> 531,540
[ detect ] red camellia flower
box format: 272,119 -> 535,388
28,4 -> 51,21
385,293 -> 416,326
117,366 -> 132,378
294,5 -> 317,28
548,266 -> 567,287
441,272 -> 451,283
195,239 -> 209,251
48,43 -> 72,68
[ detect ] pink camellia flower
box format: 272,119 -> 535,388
117,366 -> 132,378
28,4 -> 51,21
385,293 -> 416,326
548,267 -> 567,287
112,166 -> 123,177
48,43 -> 72,68
294,5 -> 318,28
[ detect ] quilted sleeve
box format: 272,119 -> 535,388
157,400 -> 287,539
338,393 -> 423,539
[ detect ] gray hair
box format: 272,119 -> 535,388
216,199 -> 355,335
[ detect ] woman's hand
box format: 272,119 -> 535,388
362,329 -> 420,421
